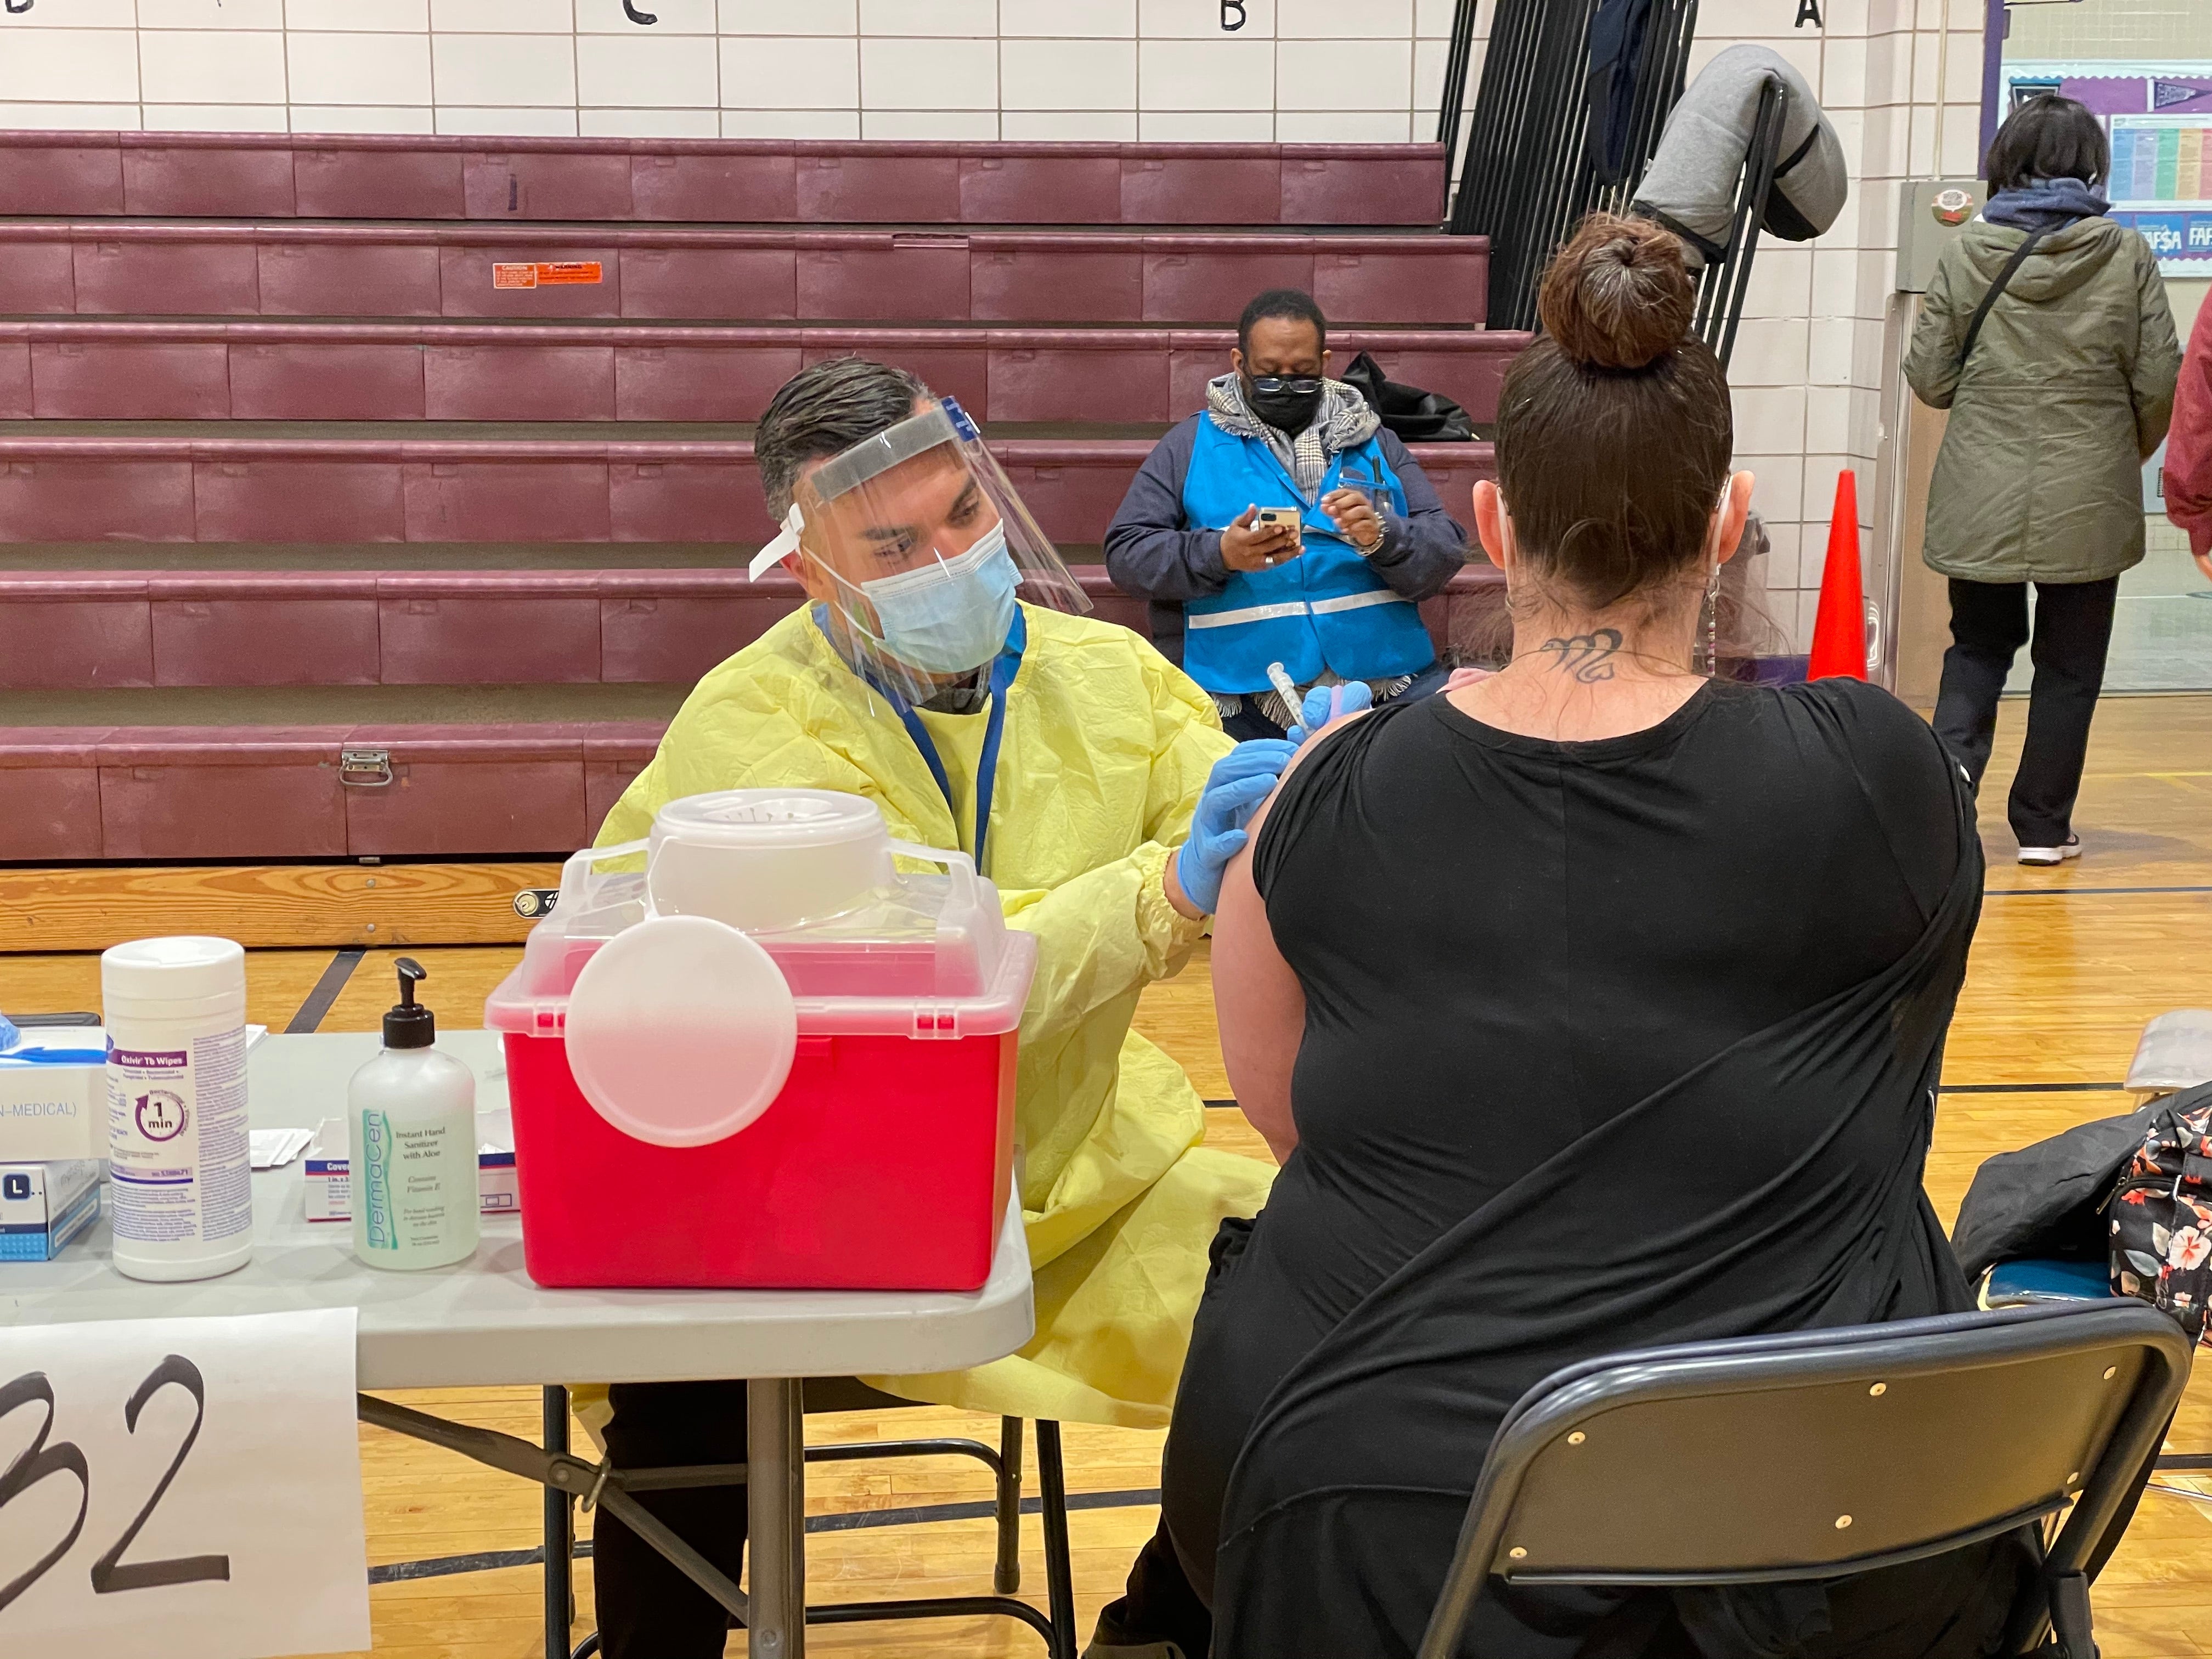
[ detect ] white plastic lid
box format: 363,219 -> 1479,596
652,789 -> 888,849
101,936 -> 246,1011
563,915 -> 798,1147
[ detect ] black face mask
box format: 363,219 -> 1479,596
1243,373 -> 1325,435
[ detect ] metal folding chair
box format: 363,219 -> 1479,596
541,1380 -> 1077,1659
1416,1301 -> 2191,1659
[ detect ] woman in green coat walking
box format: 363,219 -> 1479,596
1906,94 -> 2180,865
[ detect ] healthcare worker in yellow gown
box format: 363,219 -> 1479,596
585,356 -> 1287,1659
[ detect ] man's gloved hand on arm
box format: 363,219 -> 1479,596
1170,740 -> 1299,916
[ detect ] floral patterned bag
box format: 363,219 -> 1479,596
2106,1094 -> 2212,1342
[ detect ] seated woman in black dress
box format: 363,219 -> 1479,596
1086,214 -> 2023,1659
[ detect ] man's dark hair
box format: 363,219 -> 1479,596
1237,288 -> 1328,357
1984,94 -> 2110,193
756,356 -> 929,517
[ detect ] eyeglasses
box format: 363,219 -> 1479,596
1246,375 -> 1324,396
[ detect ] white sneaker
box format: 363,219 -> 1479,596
2017,835 -> 2081,867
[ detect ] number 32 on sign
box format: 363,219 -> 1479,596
0,1308 -> 369,1659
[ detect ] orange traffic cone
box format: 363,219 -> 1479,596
1805,469 -> 1866,681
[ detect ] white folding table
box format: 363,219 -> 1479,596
0,1031 -> 1038,1659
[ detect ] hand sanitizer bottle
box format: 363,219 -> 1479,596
349,959 -> 478,1271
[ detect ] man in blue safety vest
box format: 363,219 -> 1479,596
1105,288 -> 1468,740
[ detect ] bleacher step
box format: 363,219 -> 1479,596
0,320 -> 1526,426
0,431 -> 1499,546
0,133 -> 1447,228
0,222 -> 1488,326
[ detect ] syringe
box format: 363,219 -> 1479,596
1266,661 -> 1342,729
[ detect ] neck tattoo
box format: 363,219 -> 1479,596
1534,629 -> 1623,683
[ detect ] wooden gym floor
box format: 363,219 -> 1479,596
6,692 -> 2212,1657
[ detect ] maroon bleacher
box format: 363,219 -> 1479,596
0,321 -> 1527,425
0,721 -> 666,861
1,131 -> 1517,862
0,564 -> 1505,861
0,433 -> 1498,547
0,133 -> 1445,227
0,223 -> 1487,327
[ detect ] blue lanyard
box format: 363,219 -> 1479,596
897,609 -> 1025,877
817,606 -> 1026,878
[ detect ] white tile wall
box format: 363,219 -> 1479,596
432,33 -> 577,108
1000,0 -> 1137,36
143,103 -> 291,131
860,0 -> 998,36
0,0 -> 1990,656
1139,38 -> 1274,111
1140,0 -> 1277,39
0,101 -> 144,128
860,36 -> 997,110
717,0 -> 856,30
720,36 -> 858,109
140,0 -> 285,28
578,0 -> 718,30
292,104 -> 441,134
1277,38 -> 1413,111
435,104 -> 579,135
3,0 -> 139,25
1002,108 -> 1140,140
718,108 -> 861,138
282,0 -> 432,29
288,33 -> 433,108
1002,40 -> 1137,111
581,106 -> 723,137
862,109 -> 1002,139
0,31 -> 140,103
578,35 -> 720,108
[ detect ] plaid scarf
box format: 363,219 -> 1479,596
1205,371 -> 1380,501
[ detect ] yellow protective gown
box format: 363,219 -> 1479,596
592,602 -> 1277,1428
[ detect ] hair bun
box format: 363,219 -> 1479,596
1537,213 -> 1695,371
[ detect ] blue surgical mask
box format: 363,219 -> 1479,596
856,524 -> 1019,676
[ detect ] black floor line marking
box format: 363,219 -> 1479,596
366,1488 -> 1162,1585
1984,884 -> 2212,896
286,947 -> 366,1034
1939,1082 -> 2129,1094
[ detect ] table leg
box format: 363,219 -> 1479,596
543,1385 -> 574,1659
747,1379 -> 807,1659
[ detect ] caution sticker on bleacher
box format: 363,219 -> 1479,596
493,261 -> 604,289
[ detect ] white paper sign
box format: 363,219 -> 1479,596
0,1308 -> 370,1659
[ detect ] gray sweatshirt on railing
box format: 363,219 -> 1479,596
1102,414 -> 1470,666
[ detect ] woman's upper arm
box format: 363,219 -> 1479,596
1210,712 -> 1371,1161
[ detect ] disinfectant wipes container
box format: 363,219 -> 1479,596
484,789 -> 1035,1291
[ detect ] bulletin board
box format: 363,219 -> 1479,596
2002,62 -> 2212,275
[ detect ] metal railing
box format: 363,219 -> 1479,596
1443,0 -> 1699,330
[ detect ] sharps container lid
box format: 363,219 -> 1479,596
652,789 -> 887,848
101,936 -> 247,1018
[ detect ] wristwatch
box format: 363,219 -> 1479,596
1353,517 -> 1388,557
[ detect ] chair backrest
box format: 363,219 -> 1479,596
1416,1302 -> 2190,1659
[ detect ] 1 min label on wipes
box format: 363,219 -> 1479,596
108,1028 -> 250,1246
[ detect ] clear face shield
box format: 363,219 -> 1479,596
748,396 -> 1090,703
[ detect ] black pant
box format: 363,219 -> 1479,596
593,1379 -> 749,1659
1092,1517 -> 1216,1656
1931,576 -> 2118,848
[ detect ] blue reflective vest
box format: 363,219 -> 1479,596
1179,419 -> 1437,694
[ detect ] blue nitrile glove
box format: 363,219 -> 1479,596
1284,680 -> 1374,746
1175,738 -> 1299,914
0,1014 -> 16,1051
